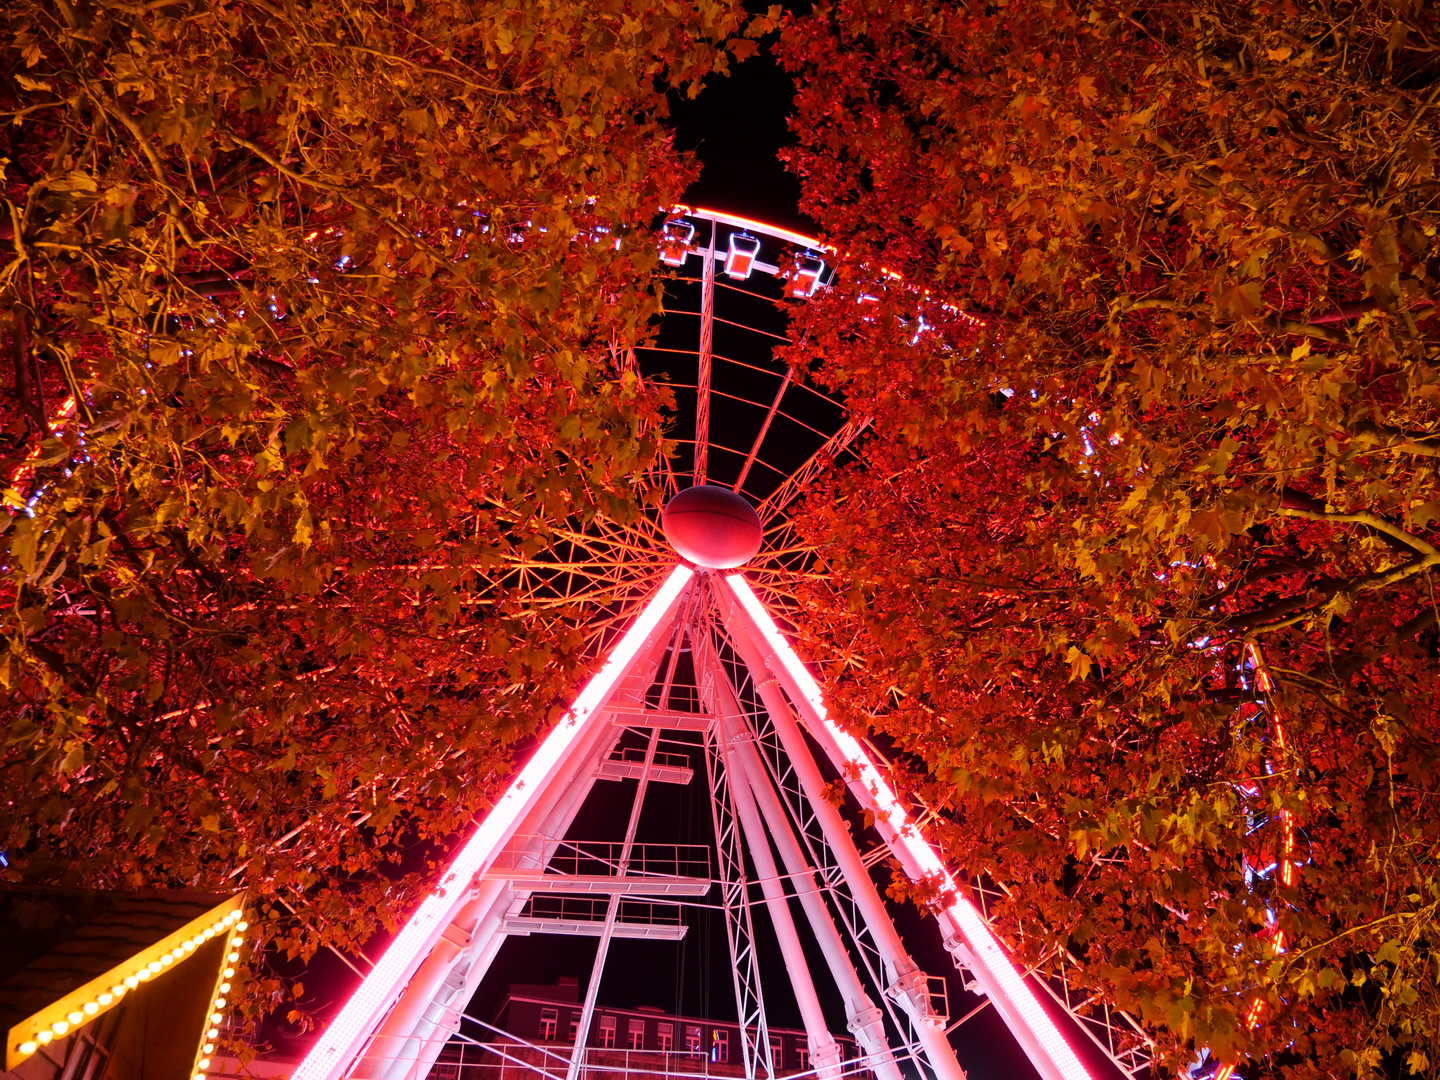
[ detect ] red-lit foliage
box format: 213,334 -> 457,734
0,0 -> 751,1031
777,2 -> 1440,1075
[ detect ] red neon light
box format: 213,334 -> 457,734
293,565 -> 694,1080
724,574 -> 1093,1080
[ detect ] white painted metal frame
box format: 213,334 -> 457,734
293,565 -> 695,1080
716,573 -> 1097,1080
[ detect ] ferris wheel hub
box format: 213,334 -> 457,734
662,486 -> 763,569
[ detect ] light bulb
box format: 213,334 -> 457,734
198,1058 -> 211,1069
213,998 -> 226,1009
227,952 -> 239,962
210,1012 -> 222,1023
67,1012 -> 83,1024
38,1032 -> 53,1045
219,983 -> 231,993
125,976 -> 140,988
52,1021 -> 68,1035
161,955 -> 174,966
204,928 -> 215,939
172,948 -> 185,958
20,1041 -> 37,1054
183,941 -> 196,952
208,1028 -> 219,1039
204,1043 -> 215,1053
83,1002 -> 99,1015
99,994 -> 113,1006
236,921 -> 248,931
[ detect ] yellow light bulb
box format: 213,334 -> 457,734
213,998 -> 226,1009
210,1012 -> 222,1023
83,1002 -> 99,1015
183,941 -> 196,952
203,1043 -> 215,1054
198,1058 -> 211,1069
222,968 -> 234,978
211,921 -> 225,932
236,921 -> 249,931
172,947 -> 185,959
148,960 -> 162,973
38,1032 -> 53,1045
125,976 -> 140,988
227,952 -> 239,962
99,994 -> 113,1006
208,1028 -> 219,1039
219,983 -> 231,993
110,985 -> 125,996
52,1021 -> 69,1036
203,928 -> 216,939
20,1041 -> 38,1055
161,955 -> 174,966
67,1012 -> 83,1024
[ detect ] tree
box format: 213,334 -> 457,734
0,0 -> 750,1015
775,1 -> 1440,1076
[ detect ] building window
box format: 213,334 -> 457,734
769,1036 -> 782,1070
687,1026 -> 703,1056
628,1018 -> 646,1050
540,1008 -> 558,1041
797,1047 -> 810,1072
569,1016 -> 580,1042
658,1023 -> 673,1053
711,1029 -> 728,1063
599,1016 -> 616,1049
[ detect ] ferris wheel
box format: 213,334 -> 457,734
276,210 -> 1154,1080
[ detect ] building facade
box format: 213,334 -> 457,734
429,980 -> 864,1080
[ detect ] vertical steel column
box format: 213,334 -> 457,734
700,639 -> 841,1080
717,575 -> 1090,1080
705,709 -> 774,1080
722,636 -> 968,1080
339,571 -> 693,1080
563,727 -> 666,1080
694,226 -> 716,485
702,648 -> 904,1080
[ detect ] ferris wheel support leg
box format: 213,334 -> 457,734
699,631 -> 903,1080
365,711 -> 630,1080
736,666 -> 969,1080
718,694 -> 905,1080
702,647 -> 841,1080
716,574 -> 1092,1080
294,567 -> 695,1080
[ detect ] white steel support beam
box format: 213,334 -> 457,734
704,707 -> 772,1080
699,639 -> 838,1080
694,227 -> 716,484
368,651 -> 667,1080
367,717 -> 624,1080
293,566 -> 695,1080
699,633 -> 904,1080
717,574 -> 1096,1080
564,726 -> 667,1080
721,629 -> 968,1080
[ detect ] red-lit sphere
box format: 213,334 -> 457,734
661,486 -> 763,569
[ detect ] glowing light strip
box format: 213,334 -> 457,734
724,574 -> 1093,1080
6,897 -> 245,1070
293,565 -> 694,1080
674,205 -> 829,252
